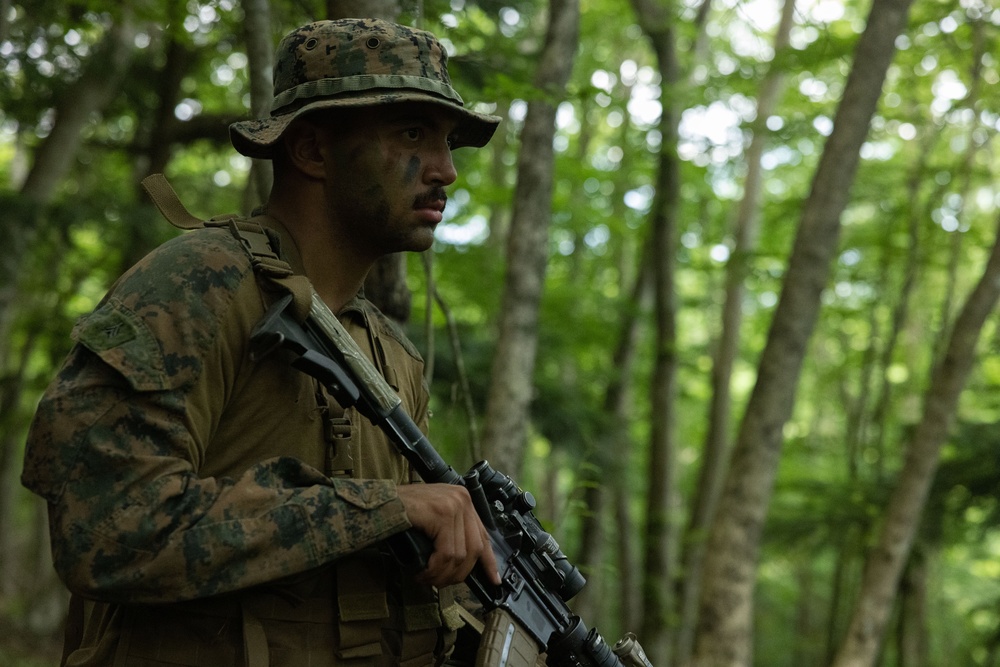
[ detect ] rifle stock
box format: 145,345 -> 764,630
250,293 -> 654,667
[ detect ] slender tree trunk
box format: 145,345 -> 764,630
421,251 -> 482,463
126,22 -> 191,273
573,253 -> 651,623
824,526 -> 863,665
481,0 -> 580,475
691,0 -> 915,663
0,420 -> 20,602
897,546 -> 929,667
242,0 -> 275,209
928,15 -> 986,372
627,1 -> 681,661
486,107 -> 512,249
3,16 -> 137,341
831,212 -> 1000,666
674,2 -> 796,663
865,127 -> 939,482
21,20 -> 136,203
833,198 -> 1000,667
364,253 -> 413,324
0,321 -> 43,605
615,466 -> 641,634
793,562 -> 816,667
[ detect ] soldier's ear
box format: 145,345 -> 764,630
281,118 -> 327,180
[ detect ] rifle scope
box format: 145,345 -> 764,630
471,460 -> 587,602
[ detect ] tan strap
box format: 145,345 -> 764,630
140,173 -> 207,230
337,553 -> 390,622
241,605 -> 270,667
455,603 -> 486,635
336,551 -> 389,659
401,578 -> 443,632
227,216 -> 315,323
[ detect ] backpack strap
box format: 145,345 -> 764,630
140,173 -> 206,230
223,217 -> 314,322
140,173 -> 313,322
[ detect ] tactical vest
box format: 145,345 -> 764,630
80,174 -> 462,667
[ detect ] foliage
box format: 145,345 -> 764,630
2,0 -> 999,664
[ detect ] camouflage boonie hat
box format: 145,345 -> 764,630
230,18 -> 501,159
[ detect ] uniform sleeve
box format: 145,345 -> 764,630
21,231 -> 412,604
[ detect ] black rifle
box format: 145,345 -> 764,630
250,292 -> 653,667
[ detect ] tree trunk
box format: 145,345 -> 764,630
674,1 -> 796,663
20,19 -> 136,203
627,0 -> 680,660
614,465 -> 642,634
364,253 -> 413,324
929,16 -> 986,372
0,408 -> 20,601
486,107 -> 512,250
2,16 -> 137,342
691,0 -> 915,663
865,128 -> 939,482
480,0 -> 580,475
126,25 -> 192,273
573,252 -> 650,623
242,0 -> 275,209
897,547 -> 929,667
792,562 -> 816,666
831,213 -> 1000,667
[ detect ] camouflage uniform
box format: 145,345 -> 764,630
23,215 -> 464,665
23,17 -> 499,667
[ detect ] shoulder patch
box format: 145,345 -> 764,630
76,308 -> 137,351
72,300 -> 168,391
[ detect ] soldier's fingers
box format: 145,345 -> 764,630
477,522 -> 501,585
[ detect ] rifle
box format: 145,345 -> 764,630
250,292 -> 654,667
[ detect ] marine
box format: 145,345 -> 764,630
22,17 -> 501,666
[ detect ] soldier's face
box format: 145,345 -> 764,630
316,103 -> 459,258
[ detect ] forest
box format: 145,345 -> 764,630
0,0 -> 998,665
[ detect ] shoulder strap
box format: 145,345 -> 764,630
140,173 -> 207,230
140,173 -> 313,322
228,217 -> 314,322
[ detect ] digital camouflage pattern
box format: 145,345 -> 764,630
21,219 -> 455,665
229,18 -> 501,158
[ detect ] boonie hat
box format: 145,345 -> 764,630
230,18 -> 501,158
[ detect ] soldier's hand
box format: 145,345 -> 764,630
396,483 -> 501,588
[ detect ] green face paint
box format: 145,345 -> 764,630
403,156 -> 421,185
